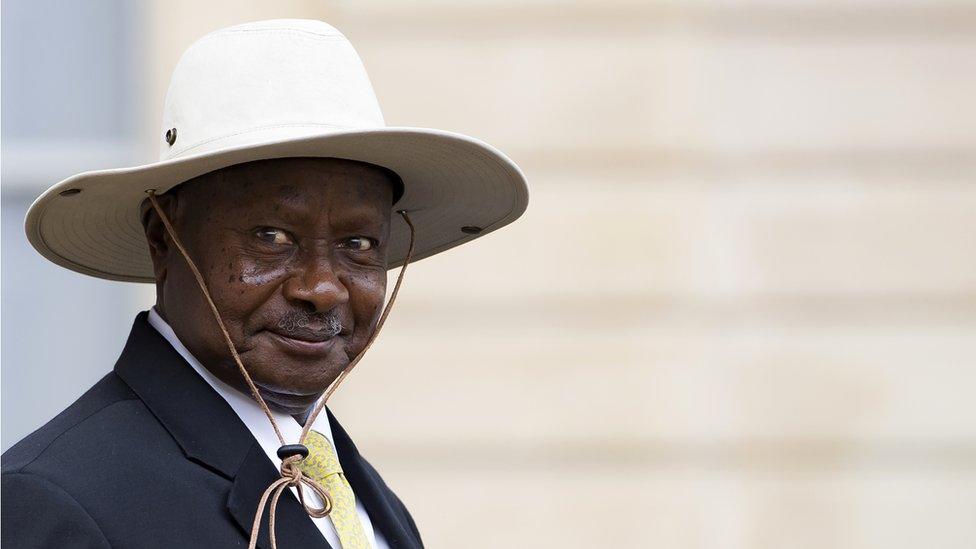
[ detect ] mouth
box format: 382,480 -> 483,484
263,328 -> 343,357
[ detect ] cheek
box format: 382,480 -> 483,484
345,271 -> 387,323
204,253 -> 287,328
239,259 -> 288,287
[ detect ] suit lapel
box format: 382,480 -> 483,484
228,442 -> 334,549
114,312 -> 252,478
329,410 -> 421,549
114,313 -> 330,548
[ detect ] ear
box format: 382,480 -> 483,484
140,192 -> 179,285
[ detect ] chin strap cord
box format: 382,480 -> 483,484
147,190 -> 416,549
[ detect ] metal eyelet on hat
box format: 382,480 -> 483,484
164,127 -> 177,146
461,226 -> 482,234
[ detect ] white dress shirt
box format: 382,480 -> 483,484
148,307 -> 388,549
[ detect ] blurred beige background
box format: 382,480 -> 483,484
3,1 -> 976,548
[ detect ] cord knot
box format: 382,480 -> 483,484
280,455 -> 305,485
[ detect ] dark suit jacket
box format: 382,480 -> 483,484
1,312 -> 423,549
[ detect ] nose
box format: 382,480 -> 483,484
282,251 -> 349,312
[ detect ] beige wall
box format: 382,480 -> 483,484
143,2 -> 976,547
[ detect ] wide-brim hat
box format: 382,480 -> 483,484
24,19 -> 528,282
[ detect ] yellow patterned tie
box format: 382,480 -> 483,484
298,430 -> 371,549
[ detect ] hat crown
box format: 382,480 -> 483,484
159,19 -> 384,161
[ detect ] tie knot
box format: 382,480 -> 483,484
298,430 -> 344,480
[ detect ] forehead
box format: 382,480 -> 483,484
178,157 -> 396,220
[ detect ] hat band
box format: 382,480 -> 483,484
165,122 -> 362,160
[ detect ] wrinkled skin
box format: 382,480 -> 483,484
141,157 -> 395,419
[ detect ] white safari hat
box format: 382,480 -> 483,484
24,19 -> 528,282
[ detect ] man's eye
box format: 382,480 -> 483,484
341,236 -> 376,252
255,227 -> 293,245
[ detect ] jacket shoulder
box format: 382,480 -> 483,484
2,471 -> 112,548
1,372 -> 138,473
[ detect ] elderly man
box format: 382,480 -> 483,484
2,19 -> 527,549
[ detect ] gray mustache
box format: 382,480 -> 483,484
275,310 -> 343,337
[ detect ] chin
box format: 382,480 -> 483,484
258,385 -> 323,415
235,342 -> 356,414
252,365 -> 339,405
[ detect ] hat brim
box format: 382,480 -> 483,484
24,127 -> 528,283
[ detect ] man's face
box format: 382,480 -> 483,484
143,157 -> 395,416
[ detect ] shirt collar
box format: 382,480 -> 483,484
146,307 -> 338,463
